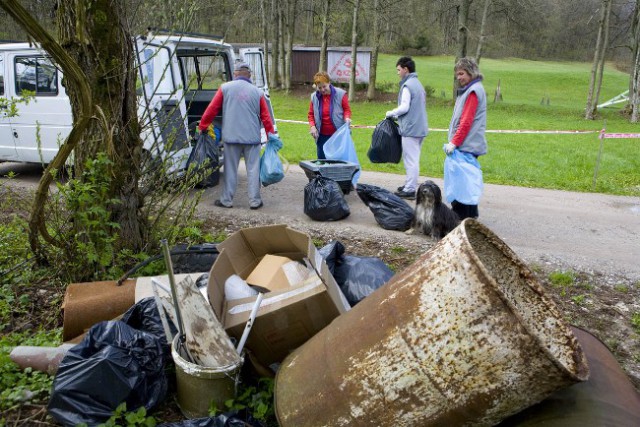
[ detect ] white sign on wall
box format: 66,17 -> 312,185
328,51 -> 370,84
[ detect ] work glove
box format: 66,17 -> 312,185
385,111 -> 395,119
443,142 -> 457,155
310,126 -> 318,139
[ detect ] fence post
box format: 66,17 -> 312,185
592,121 -> 606,191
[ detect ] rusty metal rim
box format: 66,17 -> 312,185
459,219 -> 589,381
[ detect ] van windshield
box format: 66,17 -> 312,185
179,52 -> 230,91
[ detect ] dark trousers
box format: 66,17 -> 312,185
452,201 -> 479,220
316,133 -> 331,159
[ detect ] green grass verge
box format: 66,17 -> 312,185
271,55 -> 640,196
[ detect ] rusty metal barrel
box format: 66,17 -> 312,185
274,219 -> 589,427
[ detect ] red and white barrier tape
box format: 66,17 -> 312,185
600,132 -> 640,139
276,119 -> 600,134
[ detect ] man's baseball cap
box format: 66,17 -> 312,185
234,61 -> 251,72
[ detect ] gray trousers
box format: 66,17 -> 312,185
220,142 -> 262,207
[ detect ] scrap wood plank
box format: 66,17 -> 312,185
173,275 -> 241,368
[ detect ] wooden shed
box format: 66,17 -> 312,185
231,44 -> 373,85
291,46 -> 372,85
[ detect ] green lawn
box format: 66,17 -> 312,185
271,55 -> 640,196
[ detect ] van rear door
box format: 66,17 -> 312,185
239,48 -> 277,134
135,37 -> 190,173
0,52 -> 19,161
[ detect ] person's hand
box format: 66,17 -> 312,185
310,127 -> 318,139
385,111 -> 395,119
444,142 -> 457,155
345,118 -> 352,128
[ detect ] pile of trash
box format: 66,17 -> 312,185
10,221 -> 640,426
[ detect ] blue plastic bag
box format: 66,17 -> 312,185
443,149 -> 483,205
323,124 -> 361,186
260,134 -> 284,186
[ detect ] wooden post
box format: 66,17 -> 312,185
494,79 -> 502,102
592,121 -> 606,191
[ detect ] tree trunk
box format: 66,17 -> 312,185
57,0 -> 144,250
585,0 -> 610,120
278,4 -> 286,89
319,0 -> 330,72
271,0 -> 281,87
367,0 -> 380,100
630,0 -> 640,122
593,0 -> 612,114
454,0 -> 473,97
456,0 -> 472,61
475,0 -> 491,64
284,0 -> 297,90
348,0 -> 360,102
261,0 -> 270,88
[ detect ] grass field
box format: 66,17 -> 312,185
271,54 -> 640,196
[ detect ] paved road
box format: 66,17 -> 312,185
201,166 -> 640,281
3,161 -> 639,280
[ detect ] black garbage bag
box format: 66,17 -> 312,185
320,241 -> 393,306
48,321 -> 168,426
121,297 -> 176,360
318,240 -> 346,275
356,183 -> 414,231
334,255 -> 394,306
186,131 -> 220,188
304,176 -> 350,221
367,118 -> 402,163
172,243 -> 219,273
158,409 -> 266,427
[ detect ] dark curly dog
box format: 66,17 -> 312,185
408,180 -> 460,239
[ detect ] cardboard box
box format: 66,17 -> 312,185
207,225 -> 350,366
245,254 -> 293,292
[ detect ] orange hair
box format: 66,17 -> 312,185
313,71 -> 331,85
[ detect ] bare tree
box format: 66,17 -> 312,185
367,0 -> 380,100
270,0 -> 281,88
278,2 -> 286,89
283,0 -> 299,90
454,0 -> 473,97
456,0 -> 473,60
585,0 -> 612,120
319,0 -> 330,71
348,0 -> 361,102
261,0 -> 270,88
475,0 -> 491,64
630,0 -> 640,122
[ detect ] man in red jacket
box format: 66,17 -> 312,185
199,61 -> 276,210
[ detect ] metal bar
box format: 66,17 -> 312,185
236,293 -> 264,355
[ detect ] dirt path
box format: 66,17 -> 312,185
195,163 -> 640,281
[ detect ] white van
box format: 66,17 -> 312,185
0,31 -> 275,170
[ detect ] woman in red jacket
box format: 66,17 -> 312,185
308,72 -> 352,159
443,57 -> 487,220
